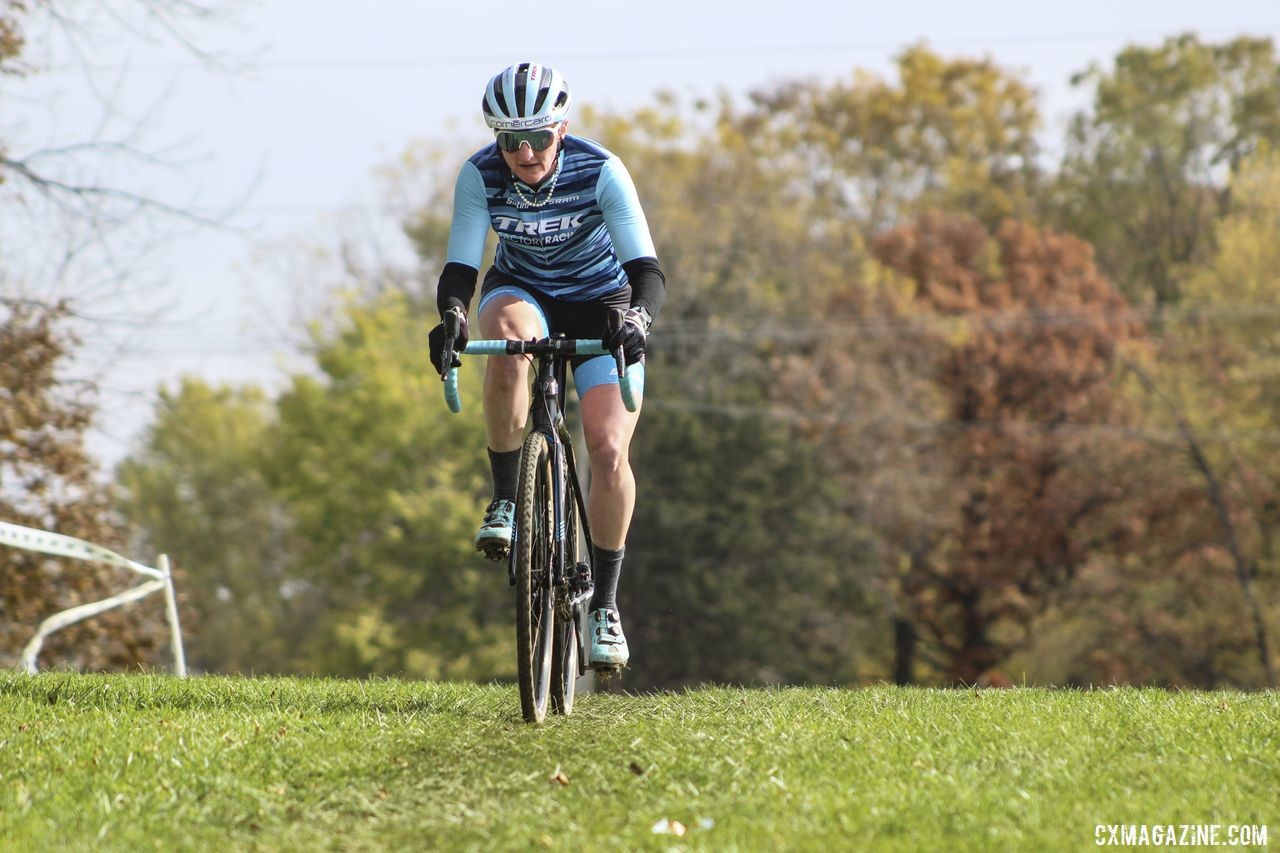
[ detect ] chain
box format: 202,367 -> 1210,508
511,153 -> 563,209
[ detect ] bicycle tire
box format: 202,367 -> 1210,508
550,459 -> 581,716
515,431 -> 556,723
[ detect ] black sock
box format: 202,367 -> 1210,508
589,545 -> 625,611
489,448 -> 521,503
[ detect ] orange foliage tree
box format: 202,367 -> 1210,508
0,299 -> 164,670
866,213 -> 1149,683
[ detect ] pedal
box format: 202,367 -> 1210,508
569,561 -> 594,607
590,662 -> 626,679
476,540 -> 511,562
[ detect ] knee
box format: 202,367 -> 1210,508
586,432 -> 630,480
480,305 -> 539,340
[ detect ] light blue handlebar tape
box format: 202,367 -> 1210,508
445,366 -> 461,413
619,368 -> 641,413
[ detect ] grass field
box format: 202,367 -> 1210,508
0,673 -> 1275,851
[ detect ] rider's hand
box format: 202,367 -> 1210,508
429,308 -> 469,375
603,307 -> 650,366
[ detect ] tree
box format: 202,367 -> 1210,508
1,299 -> 164,670
742,44 -> 1045,233
264,292 -> 509,678
869,213 -> 1147,684
117,379 -> 312,675
579,100 -> 887,687
119,292 -> 516,679
619,359 -> 877,689
1073,147 -> 1280,688
2,0 -> 250,668
0,3 -> 22,76
1054,34 -> 1280,306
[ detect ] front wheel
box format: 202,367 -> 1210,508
515,431 -> 555,723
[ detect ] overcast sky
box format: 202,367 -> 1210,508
7,1 -> 1279,464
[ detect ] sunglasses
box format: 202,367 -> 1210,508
495,126 -> 560,153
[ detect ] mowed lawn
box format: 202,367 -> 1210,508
0,673 -> 1275,850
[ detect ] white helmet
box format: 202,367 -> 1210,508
481,62 -> 572,131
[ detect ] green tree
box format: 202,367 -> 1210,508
117,379 -> 311,675
1054,34 -> 1280,306
622,387 -> 875,688
265,291 -> 507,679
119,292 -> 514,679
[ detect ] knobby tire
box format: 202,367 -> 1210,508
515,431 -> 555,723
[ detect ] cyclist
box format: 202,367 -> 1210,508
428,61 -> 665,670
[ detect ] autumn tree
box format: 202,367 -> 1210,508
0,299 -> 164,670
1058,148 -> 1280,688
2,1 -> 249,668
742,44 -> 1045,233
866,213 -> 1147,684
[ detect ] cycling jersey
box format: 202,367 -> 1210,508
445,135 -> 657,303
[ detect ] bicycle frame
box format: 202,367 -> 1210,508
517,346 -> 591,604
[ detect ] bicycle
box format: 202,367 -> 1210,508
437,307 -> 639,723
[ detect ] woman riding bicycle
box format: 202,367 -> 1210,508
428,61 -> 666,671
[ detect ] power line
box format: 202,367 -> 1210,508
42,24 -> 1280,74
65,298 -> 1280,359
656,301 -> 1280,338
644,398 -> 1280,445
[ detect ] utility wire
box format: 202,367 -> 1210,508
41,24 -> 1280,74
78,298 -> 1280,358
643,399 -> 1280,445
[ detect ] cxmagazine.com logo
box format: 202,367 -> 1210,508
1096,824 -> 1269,846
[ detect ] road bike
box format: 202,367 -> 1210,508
438,308 -> 638,722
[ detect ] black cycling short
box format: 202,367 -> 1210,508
476,269 -> 637,394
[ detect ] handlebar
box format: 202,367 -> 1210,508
440,333 -> 640,414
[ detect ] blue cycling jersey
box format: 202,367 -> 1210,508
445,135 -> 657,302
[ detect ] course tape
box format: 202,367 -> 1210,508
0,520 -> 164,579
0,519 -> 187,676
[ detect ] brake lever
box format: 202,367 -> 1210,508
440,307 -> 461,381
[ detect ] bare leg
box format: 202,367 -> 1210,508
479,296 -> 543,453
580,383 -> 641,550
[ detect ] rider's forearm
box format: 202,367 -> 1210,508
436,262 -> 479,317
622,257 -> 666,322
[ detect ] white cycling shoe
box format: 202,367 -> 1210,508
588,608 -> 629,670
474,499 -> 515,561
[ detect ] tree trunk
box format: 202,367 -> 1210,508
1127,361 -> 1277,688
893,617 -> 916,685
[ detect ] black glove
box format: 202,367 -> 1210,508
429,307 -> 469,375
603,307 -> 650,366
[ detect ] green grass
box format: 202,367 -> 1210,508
0,674 -> 1275,851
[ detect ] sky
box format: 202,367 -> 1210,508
7,0 -> 1280,466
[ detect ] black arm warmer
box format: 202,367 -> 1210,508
435,262 -> 479,318
622,257 -> 666,322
